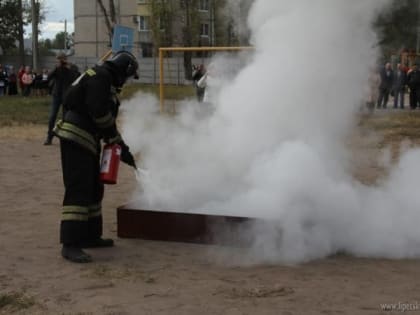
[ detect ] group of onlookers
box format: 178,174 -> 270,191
0,64 -> 18,96
0,63 -> 51,97
369,61 -> 420,110
1,53 -> 82,147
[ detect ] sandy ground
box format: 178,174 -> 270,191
1,123 -> 420,315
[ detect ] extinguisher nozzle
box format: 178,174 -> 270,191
135,168 -> 149,181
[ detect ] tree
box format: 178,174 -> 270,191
0,0 -> 22,54
0,0 -> 47,62
216,0 -> 252,46
38,38 -> 55,56
146,0 -> 200,78
148,0 -> 252,79
96,0 -> 117,45
51,31 -> 73,50
150,1 -> 174,51
42,38 -> 52,49
373,0 -> 419,55
17,0 -> 25,64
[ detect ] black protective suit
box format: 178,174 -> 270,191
54,63 -> 135,248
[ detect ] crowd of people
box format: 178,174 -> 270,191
0,63 -> 52,97
368,61 -> 420,110
0,53 -> 82,146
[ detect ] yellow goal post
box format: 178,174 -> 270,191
159,46 -> 254,113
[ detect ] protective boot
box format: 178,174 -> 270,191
61,245 -> 92,263
43,136 -> 53,145
81,238 -> 114,248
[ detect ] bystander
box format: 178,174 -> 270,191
392,63 -> 407,109
377,62 -> 394,109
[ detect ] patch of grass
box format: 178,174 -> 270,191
86,264 -> 133,280
359,111 -> 420,144
360,112 -> 420,129
0,96 -> 50,126
0,291 -> 36,311
89,264 -> 113,278
0,84 -> 195,126
85,264 -> 157,284
120,83 -> 195,100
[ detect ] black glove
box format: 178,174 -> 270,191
119,142 -> 137,169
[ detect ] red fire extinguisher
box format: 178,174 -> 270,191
100,143 -> 121,184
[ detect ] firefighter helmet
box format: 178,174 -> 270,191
106,51 -> 139,84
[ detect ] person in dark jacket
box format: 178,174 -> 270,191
407,63 -> 420,109
392,63 -> 407,109
44,52 -> 80,145
0,64 -> 8,96
192,64 -> 206,102
7,66 -> 18,96
53,51 -> 139,263
377,62 -> 394,109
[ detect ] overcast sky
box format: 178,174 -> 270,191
39,0 -> 74,39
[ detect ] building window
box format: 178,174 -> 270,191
138,16 -> 150,31
198,0 -> 209,11
200,23 -> 209,37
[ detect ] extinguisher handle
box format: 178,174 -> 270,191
119,142 -> 136,169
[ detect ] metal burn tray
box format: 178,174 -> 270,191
117,204 -> 258,246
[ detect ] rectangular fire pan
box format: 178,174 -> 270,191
117,205 -> 259,246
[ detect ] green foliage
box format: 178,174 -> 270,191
52,31 -> 72,50
37,32 -> 74,55
0,0 -> 23,52
149,1 -> 201,47
373,0 -> 419,53
38,38 -> 56,55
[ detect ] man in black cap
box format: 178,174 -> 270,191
53,51 -> 139,263
407,63 -> 420,109
44,52 -> 80,145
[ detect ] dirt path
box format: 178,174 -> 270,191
1,125 -> 420,315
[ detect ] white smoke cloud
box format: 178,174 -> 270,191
119,0 -> 420,264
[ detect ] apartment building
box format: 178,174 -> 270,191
136,0 -> 153,56
74,0 -> 218,58
73,0 -> 138,58
132,0 -> 216,56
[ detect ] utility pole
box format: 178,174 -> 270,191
417,0 -> 420,55
31,0 -> 39,70
210,0 -> 215,46
64,19 -> 67,52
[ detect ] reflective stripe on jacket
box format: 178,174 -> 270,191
53,64 -> 123,154
53,120 -> 99,155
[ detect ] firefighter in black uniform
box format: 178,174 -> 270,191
53,51 -> 138,263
